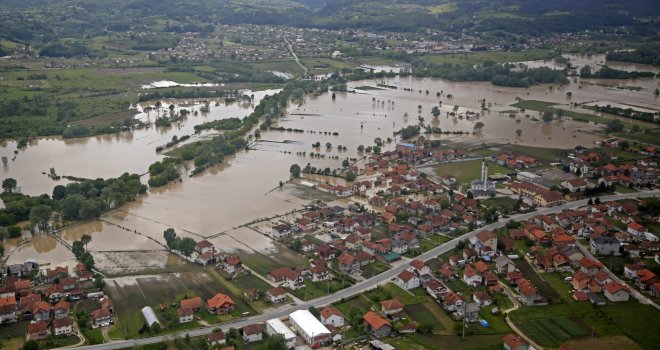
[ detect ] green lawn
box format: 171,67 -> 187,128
431,159 -> 512,184
514,259 -> 564,303
287,278 -> 353,301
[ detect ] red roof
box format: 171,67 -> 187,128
397,270 -> 416,283
207,293 -> 235,309
363,311 -> 391,330
242,324 -> 262,336
180,297 -> 202,310
320,306 -> 344,319
503,333 -> 527,349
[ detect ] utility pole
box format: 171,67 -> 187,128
462,301 -> 466,340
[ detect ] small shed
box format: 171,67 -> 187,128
141,306 -> 160,327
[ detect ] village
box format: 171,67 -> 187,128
1,134 -> 658,350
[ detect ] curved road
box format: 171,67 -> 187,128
76,190 -> 659,350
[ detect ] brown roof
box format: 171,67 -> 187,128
208,330 -> 225,342
476,230 -> 496,242
181,297 -> 202,310
397,270 -> 416,283
28,321 -> 49,333
242,323 -> 262,336
267,287 -> 287,297
320,306 -> 344,320
54,300 -> 70,311
380,299 -> 404,311
53,317 -> 74,328
91,308 -> 112,319
410,259 -> 426,270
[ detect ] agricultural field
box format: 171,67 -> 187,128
613,130 -> 660,147
237,242 -> 308,276
430,159 -> 512,184
105,270 -> 256,340
509,301 -> 660,350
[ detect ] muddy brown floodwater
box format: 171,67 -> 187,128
0,89 -> 280,196
2,68 -> 658,267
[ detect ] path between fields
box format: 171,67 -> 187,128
500,281 -> 543,350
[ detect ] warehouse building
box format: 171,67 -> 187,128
289,310 -> 332,348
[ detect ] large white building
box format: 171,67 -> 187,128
266,318 -> 297,349
289,310 -> 332,347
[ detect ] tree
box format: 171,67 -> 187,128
52,185 -> 67,201
516,129 -> 522,137
291,239 -> 302,252
72,240 -> 85,259
21,340 -> 39,350
431,106 -> 441,118
467,191 -> 475,199
256,335 -> 287,350
81,234 -> 92,250
7,226 -> 21,238
80,252 -> 95,270
542,112 -> 554,123
606,119 -> 624,133
474,122 -> 485,130
289,164 -> 301,178
357,145 -> 365,152
587,198 -> 593,205
163,228 -> 176,249
2,178 -> 17,193
342,159 -> 350,168
331,92 -> 336,100
177,237 -> 196,256
345,171 -> 356,182
29,205 -> 52,232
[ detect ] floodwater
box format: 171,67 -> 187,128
516,53 -> 660,74
2,72 -> 658,266
4,234 -> 77,271
0,89 -> 279,196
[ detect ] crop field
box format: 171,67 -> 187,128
519,316 -> 591,347
105,271 -> 255,339
238,242 -> 308,276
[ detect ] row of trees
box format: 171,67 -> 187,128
163,228 -> 196,256
0,174 -> 146,231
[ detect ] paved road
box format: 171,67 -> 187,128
283,37 -> 308,77
75,190 -> 659,350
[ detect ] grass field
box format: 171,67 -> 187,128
237,241 -> 307,276
613,130 -> 660,147
431,159 -> 512,184
514,258 -> 564,303
388,334 -> 506,350
419,49 -> 553,66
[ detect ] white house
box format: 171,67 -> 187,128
394,270 -> 420,290
177,308 -> 194,324
408,259 -> 431,276
266,287 -> 287,304
320,306 -> 345,328
242,324 -> 263,343
590,236 -> 620,256
603,282 -> 630,302
53,317 -> 74,336
463,265 -> 482,287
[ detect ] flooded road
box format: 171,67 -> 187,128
2,71 -> 658,268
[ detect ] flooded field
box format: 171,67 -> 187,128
516,53 -> 660,75
0,89 -> 279,196
2,71 -> 658,268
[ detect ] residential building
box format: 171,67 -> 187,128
394,270 -> 420,290
207,293 -> 235,315
590,236 -> 621,256
363,311 -> 392,338
53,317 -> 74,336
503,333 -> 529,350
177,307 -> 194,323
320,306 -> 345,328
266,287 -> 287,304
27,321 -> 49,340
242,324 -> 263,343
